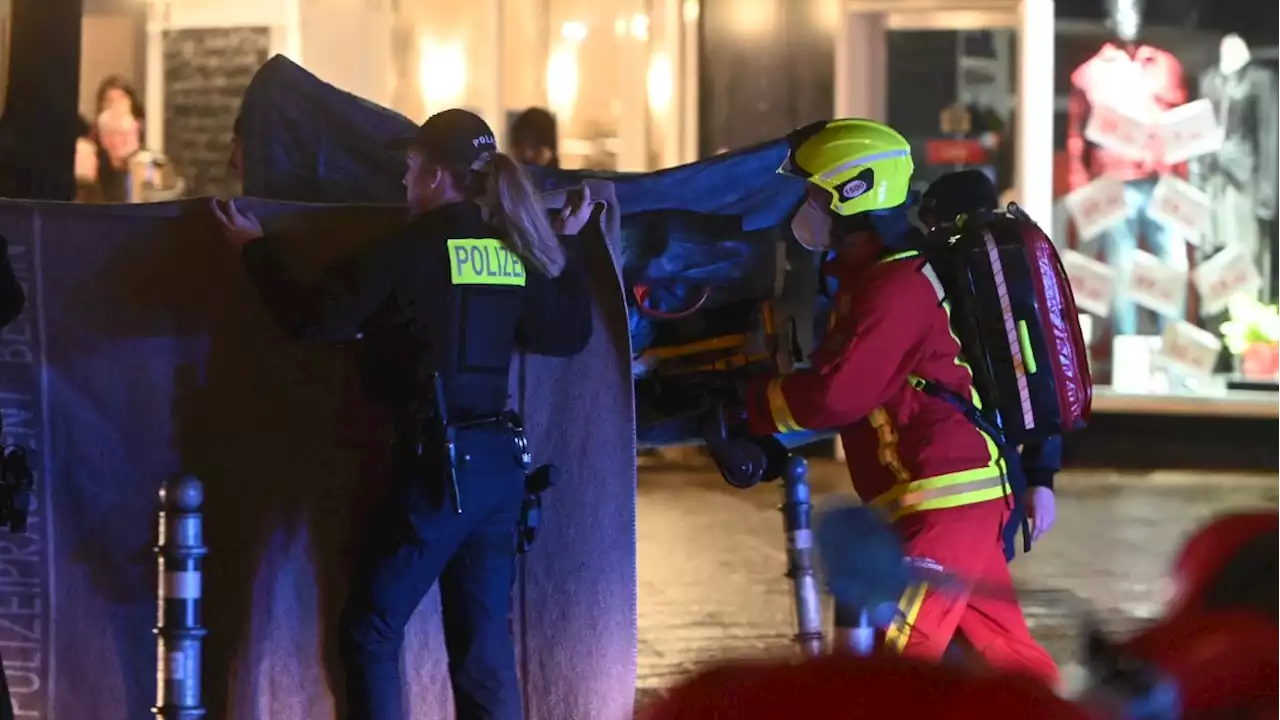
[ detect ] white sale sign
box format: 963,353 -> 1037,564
1128,250 -> 1189,319
1192,245 -> 1264,317
1064,175 -> 1128,242
1084,104 -> 1151,161
1158,99 -> 1225,165
1060,249 -> 1116,318
1157,321 -> 1223,378
1147,175 -> 1213,241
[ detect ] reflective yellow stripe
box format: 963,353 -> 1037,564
870,466 -> 1008,520
446,238 -> 527,286
884,581 -> 929,654
869,407 -> 912,484
1017,320 -> 1038,374
766,377 -> 804,433
643,334 -> 750,361
880,250 -> 921,263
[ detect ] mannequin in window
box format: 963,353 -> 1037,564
1189,34 -> 1279,302
1066,0 -> 1189,338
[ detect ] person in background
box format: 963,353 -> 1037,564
94,106 -> 141,202
73,115 -> 103,202
509,107 -> 559,168
95,75 -> 144,121
212,108 -> 597,720
92,77 -> 145,202
916,168 -> 1062,563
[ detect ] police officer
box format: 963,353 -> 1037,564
212,108 -> 597,720
917,168 -> 1062,562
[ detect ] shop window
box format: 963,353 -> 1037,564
1054,6 -> 1280,400
392,0 -> 682,171
545,0 -> 657,170
397,0 -> 497,123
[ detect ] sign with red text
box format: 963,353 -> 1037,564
1060,248 -> 1116,318
1192,245 -> 1264,317
1129,249 -> 1189,319
1084,103 -> 1151,161
1158,99 -> 1224,165
924,138 -> 988,166
1148,175 -> 1212,241
1157,321 -> 1224,378
1064,175 -> 1127,241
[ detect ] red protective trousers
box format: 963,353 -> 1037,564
880,500 -> 1060,687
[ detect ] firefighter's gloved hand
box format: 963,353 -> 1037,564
701,400 -> 786,489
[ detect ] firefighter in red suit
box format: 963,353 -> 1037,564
738,119 -> 1059,685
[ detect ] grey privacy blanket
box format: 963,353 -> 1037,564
0,189 -> 635,719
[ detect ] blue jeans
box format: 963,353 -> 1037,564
340,425 -> 527,720
1103,178 -> 1189,336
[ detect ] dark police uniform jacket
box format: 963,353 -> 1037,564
240,201 -> 593,421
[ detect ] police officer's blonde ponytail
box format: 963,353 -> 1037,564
483,152 -> 567,278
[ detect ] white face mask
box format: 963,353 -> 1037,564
790,198 -> 834,252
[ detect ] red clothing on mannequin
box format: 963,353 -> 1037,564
1066,43 -> 1189,190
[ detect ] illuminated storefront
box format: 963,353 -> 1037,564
122,0 -> 1280,416
142,0 -> 699,175
833,0 -> 1278,416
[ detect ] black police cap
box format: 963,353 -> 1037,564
387,108 -> 498,171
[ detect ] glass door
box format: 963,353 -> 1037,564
834,0 -> 1055,222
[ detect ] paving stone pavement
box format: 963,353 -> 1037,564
635,462 -> 1278,698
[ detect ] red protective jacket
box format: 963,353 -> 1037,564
1066,43 -> 1188,191
744,238 -> 1006,520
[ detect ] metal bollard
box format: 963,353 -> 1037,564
153,475 -> 208,719
779,455 -> 824,657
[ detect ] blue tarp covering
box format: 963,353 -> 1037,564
236,56 -> 835,448
239,56 -> 809,353
241,56 -> 805,229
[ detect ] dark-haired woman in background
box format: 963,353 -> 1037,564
93,76 -> 144,202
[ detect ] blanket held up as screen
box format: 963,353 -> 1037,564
0,186 -> 635,720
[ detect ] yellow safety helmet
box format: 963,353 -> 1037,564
779,119 -> 915,217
